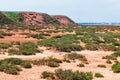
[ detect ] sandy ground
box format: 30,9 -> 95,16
0,50 -> 120,80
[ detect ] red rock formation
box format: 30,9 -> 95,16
52,15 -> 76,25
21,12 -> 48,26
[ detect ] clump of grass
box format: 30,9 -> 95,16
112,62 -> 120,73
106,59 -> 112,64
42,71 -> 53,78
0,58 -> 32,75
65,53 -> 87,61
31,57 -> 62,67
42,69 -> 93,80
97,64 -> 106,68
95,73 -> 104,78
77,63 -> 85,67
20,60 -> 32,68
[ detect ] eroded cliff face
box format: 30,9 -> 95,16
0,11 -> 77,26
52,15 -> 76,25
20,12 -> 60,26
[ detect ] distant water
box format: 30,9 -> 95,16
77,22 -> 120,25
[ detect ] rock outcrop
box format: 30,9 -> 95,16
52,15 -> 76,25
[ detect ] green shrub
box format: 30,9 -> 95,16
50,69 -> 93,80
63,58 -> 71,63
1,58 -> 22,65
20,61 -> 32,68
65,53 -> 87,61
19,42 -> 37,55
112,62 -> 120,73
47,61 -> 59,67
42,71 -> 53,78
8,48 -> 20,55
32,58 -> 47,65
47,57 -> 62,63
102,55 -> 117,60
95,73 -> 104,78
0,43 -> 11,49
38,34 -> 83,52
0,64 -> 21,75
97,64 -> 106,68
77,63 -> 85,67
112,51 -> 120,57
32,57 -> 62,67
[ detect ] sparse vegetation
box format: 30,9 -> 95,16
20,61 -> 32,68
42,69 -> 93,80
97,64 -> 106,68
112,62 -> 120,73
19,42 -> 37,55
77,63 -> 85,67
95,73 -> 104,78
38,34 -> 82,52
65,53 -> 87,61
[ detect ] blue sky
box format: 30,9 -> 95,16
0,0 -> 120,22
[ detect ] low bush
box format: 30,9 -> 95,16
0,64 -> 21,75
112,51 -> 120,57
1,58 -> 22,65
0,43 -> 11,49
19,42 -> 37,55
112,62 -> 120,73
47,61 -> 59,67
8,48 -> 20,55
38,34 -> 83,52
63,58 -> 71,63
32,58 -> 47,65
0,58 -> 32,75
106,59 -> 112,64
20,61 -> 32,68
32,57 -> 62,67
77,63 -> 85,67
65,53 -> 87,61
42,71 -> 53,78
102,55 -> 117,60
97,64 -> 106,68
95,73 -> 104,78
42,69 -> 93,80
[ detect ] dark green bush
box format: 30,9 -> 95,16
19,42 -> 37,55
1,58 -> 22,65
0,43 -> 11,49
42,69 -> 93,80
112,62 -> 120,73
38,34 -> 83,52
0,64 -> 21,75
95,73 -> 104,78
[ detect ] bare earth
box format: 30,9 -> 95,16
0,50 -> 120,80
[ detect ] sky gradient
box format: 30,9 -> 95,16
0,0 -> 120,22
